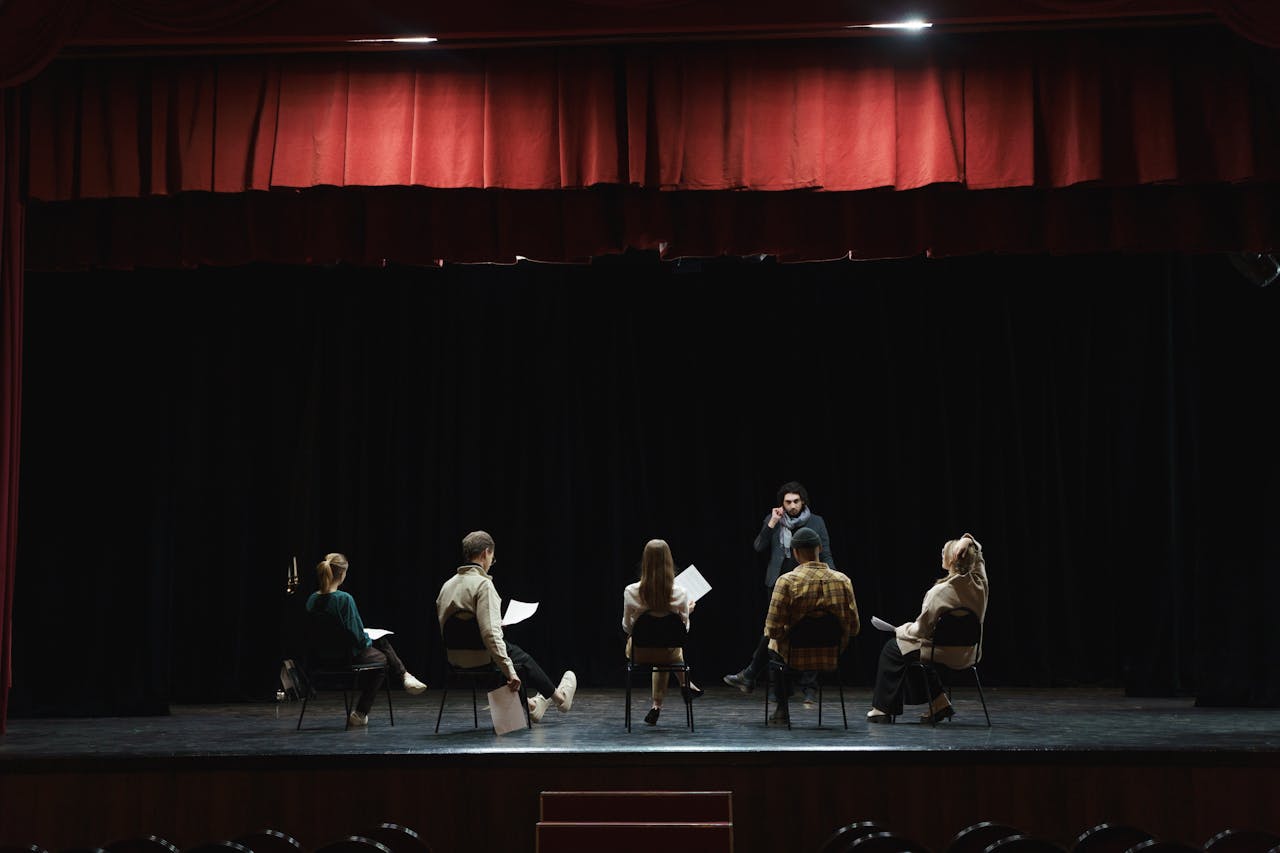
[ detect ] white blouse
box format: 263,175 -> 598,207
622,582 -> 692,635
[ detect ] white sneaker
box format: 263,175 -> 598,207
347,711 -> 369,728
553,670 -> 577,713
528,693 -> 551,723
402,673 -> 427,695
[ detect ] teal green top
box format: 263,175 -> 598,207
306,590 -> 372,657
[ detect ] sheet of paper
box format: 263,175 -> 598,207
871,616 -> 896,632
674,564 -> 712,602
487,684 -> 528,735
364,627 -> 393,640
501,599 -> 538,626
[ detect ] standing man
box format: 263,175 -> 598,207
435,530 -> 577,723
723,480 -> 835,703
760,526 -> 859,724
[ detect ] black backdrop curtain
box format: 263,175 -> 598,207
8,250 -> 1278,716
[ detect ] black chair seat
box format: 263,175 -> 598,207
625,611 -> 694,732
435,613 -> 530,733
906,606 -> 990,726
762,611 -> 848,729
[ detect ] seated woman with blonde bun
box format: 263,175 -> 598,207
622,539 -> 702,726
867,533 -> 988,724
306,552 -> 428,728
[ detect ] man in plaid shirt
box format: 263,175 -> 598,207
762,526 -> 860,724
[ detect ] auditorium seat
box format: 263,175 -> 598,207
352,825 -> 432,853
846,831 -> 932,853
947,821 -> 1024,853
231,831 -> 302,853
312,839 -> 391,853
1123,842 -> 1200,853
818,822 -> 892,853
183,841 -> 253,853
105,836 -> 179,853
1072,824 -> 1155,853
1202,829 -> 1280,853
986,835 -> 1070,853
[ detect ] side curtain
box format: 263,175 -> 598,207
0,88 -> 26,735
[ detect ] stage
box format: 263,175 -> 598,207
2,688 -> 1278,853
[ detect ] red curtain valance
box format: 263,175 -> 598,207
26,27 -> 1280,200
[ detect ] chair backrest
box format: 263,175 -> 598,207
948,822 -> 1024,853
105,838 -> 179,853
630,612 -> 688,650
1125,841 -> 1201,853
931,608 -> 983,650
818,822 -> 890,853
441,613 -> 487,651
313,839 -> 391,853
789,612 -> 843,649
305,608 -> 356,666
354,825 -> 431,853
1073,824 -> 1155,853
1202,829 -> 1280,853
232,831 -> 302,853
847,831 -> 932,853
985,836 -> 1069,853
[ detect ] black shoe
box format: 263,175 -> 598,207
920,705 -> 955,724
723,672 -> 754,694
867,712 -> 894,724
644,707 -> 660,726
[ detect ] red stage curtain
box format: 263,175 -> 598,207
26,28 -> 1280,201
0,89 -> 25,735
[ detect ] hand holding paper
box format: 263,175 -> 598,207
871,616 -> 897,632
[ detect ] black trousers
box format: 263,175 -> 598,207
871,637 -> 944,716
350,637 -> 407,715
507,642 -> 557,698
741,634 -> 820,696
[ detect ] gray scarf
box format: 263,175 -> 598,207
779,507 -> 812,551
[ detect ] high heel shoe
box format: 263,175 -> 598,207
867,711 -> 894,724
919,704 -> 955,724
644,707 -> 660,725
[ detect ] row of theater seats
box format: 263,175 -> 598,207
0,824 -> 433,853
818,821 -> 1280,853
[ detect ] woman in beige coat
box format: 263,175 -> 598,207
867,533 -> 988,723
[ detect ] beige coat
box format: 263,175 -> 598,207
895,559 -> 989,668
435,564 -> 516,681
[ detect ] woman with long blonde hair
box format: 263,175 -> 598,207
867,533 -> 988,724
621,539 -> 701,725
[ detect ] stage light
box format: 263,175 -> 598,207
347,36 -> 439,44
848,19 -> 932,31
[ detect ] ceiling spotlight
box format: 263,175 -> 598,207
849,20 -> 932,31
347,36 -> 439,44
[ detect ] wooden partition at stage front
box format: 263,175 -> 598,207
1,753 -> 1277,853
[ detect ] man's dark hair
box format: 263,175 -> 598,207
777,480 -> 809,507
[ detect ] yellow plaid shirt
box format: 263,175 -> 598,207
764,561 -> 860,671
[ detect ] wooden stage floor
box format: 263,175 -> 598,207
2,687 -> 1278,853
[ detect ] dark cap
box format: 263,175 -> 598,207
791,527 -> 821,548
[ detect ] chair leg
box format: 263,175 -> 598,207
519,683 -> 532,729
685,667 -> 695,732
434,684 -> 449,733
384,669 -> 395,727
296,694 -> 309,731
972,666 -> 992,727
624,664 -> 632,732
837,676 -> 847,729
471,682 -> 479,729
816,679 -> 823,728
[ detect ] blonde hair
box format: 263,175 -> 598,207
638,539 -> 675,611
940,536 -> 983,582
315,552 -> 349,594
